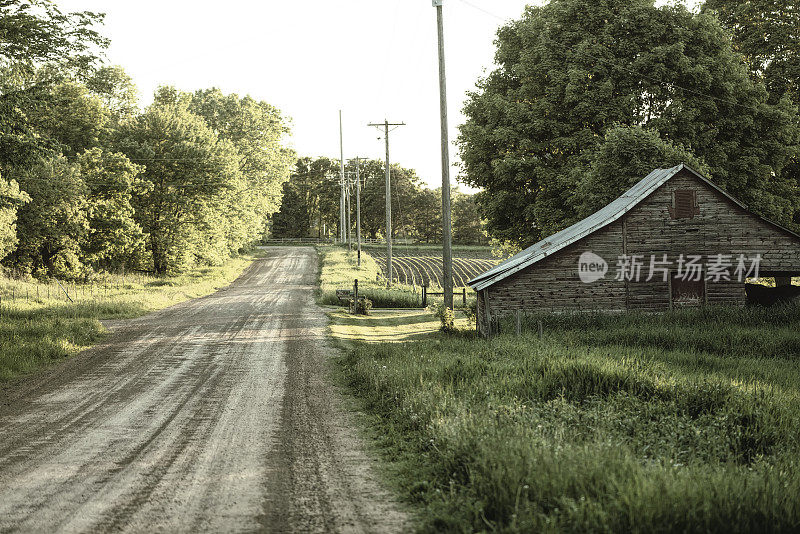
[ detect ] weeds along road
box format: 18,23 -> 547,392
0,247 -> 407,533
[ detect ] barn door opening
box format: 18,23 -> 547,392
671,273 -> 705,308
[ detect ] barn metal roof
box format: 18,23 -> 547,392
468,163 -> 799,291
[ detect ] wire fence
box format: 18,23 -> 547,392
0,271 -> 164,308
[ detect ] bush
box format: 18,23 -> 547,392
430,303 -> 456,333
350,297 -> 372,315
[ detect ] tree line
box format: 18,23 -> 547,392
0,0 -> 294,277
458,0 -> 800,248
271,157 -> 486,245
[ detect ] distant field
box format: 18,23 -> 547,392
361,243 -> 495,259
368,250 -> 498,288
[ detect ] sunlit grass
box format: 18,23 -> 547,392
328,309 -> 471,345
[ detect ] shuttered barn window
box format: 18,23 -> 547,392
670,189 -> 698,219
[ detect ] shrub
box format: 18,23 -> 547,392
430,303 -> 456,333
350,297 -> 373,315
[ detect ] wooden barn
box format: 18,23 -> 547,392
468,164 -> 800,335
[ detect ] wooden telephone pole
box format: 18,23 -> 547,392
340,110 -> 351,250
349,157 -> 370,267
434,0 -> 454,309
368,120 -> 405,285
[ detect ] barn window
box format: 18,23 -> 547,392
669,189 -> 699,219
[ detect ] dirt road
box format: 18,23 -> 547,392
0,247 -> 407,533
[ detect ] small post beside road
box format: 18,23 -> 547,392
516,310 -> 521,336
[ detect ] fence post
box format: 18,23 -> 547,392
354,278 -> 359,302
422,284 -> 427,308
462,287 -> 466,307
516,309 -> 521,336
538,320 -> 543,339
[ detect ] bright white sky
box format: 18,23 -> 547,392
58,0 -> 700,190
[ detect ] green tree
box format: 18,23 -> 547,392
359,162 -> 421,240
0,171 -> 29,260
188,88 -> 295,247
702,0 -> 800,224
271,180 -> 311,239
116,87 -> 241,273
0,0 -> 107,171
14,155 -> 89,278
26,78 -> 109,159
411,187 -> 442,243
84,66 -> 139,123
452,192 -> 485,245
77,148 -> 145,270
578,126 -> 711,216
459,0 -> 800,247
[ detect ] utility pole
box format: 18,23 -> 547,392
368,120 -> 405,285
340,110 -> 351,250
349,157 -> 369,267
339,176 -> 345,243
434,0 -> 454,310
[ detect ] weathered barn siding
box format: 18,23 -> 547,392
482,220 -> 626,325
624,170 -> 800,309
475,166 -> 800,333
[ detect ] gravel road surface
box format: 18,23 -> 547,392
0,247 -> 407,533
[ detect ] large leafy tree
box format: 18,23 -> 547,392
188,88 -> 295,249
358,162 -> 422,240
271,157 -> 340,239
578,126 -> 711,216
452,192 -> 485,245
0,171 -> 29,261
78,148 -> 145,270
0,0 -> 107,172
459,0 -> 800,247
26,77 -> 109,159
703,0 -> 800,224
411,188 -> 442,243
117,87 -> 241,273
14,155 -> 89,278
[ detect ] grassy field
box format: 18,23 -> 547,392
317,246 -> 479,309
334,305 -> 800,532
317,246 -> 425,308
0,254 -> 256,383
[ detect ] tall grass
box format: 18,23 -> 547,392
500,305 -> 800,360
0,255 -> 254,383
337,306 -> 800,532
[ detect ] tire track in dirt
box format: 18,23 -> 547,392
0,247 -> 407,533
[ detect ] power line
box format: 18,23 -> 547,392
456,0 -> 508,21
